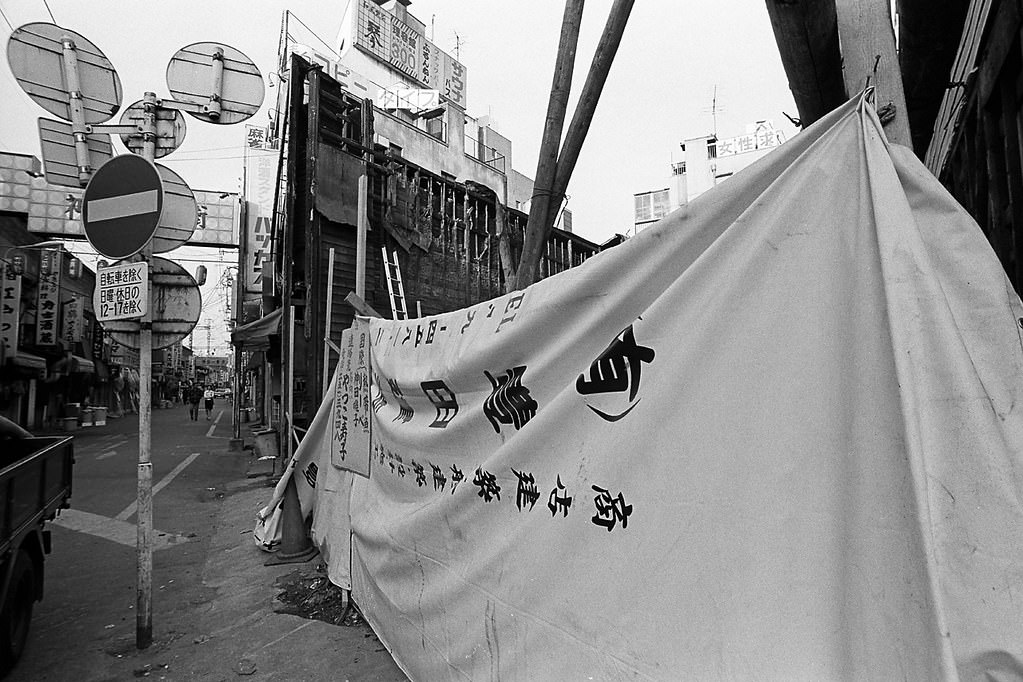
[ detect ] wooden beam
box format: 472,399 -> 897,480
764,0 -> 846,127
516,0 -> 585,292
344,291 -> 383,318
835,0 -> 912,145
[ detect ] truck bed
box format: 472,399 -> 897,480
0,437 -> 74,557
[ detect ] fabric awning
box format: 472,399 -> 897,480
71,355 -> 94,373
10,352 -> 47,371
232,309 -> 282,351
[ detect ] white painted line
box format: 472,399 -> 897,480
206,409 -> 224,438
52,509 -> 195,550
116,452 -> 201,521
87,189 -> 159,222
96,450 -> 118,460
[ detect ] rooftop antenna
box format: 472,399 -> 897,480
700,84 -> 726,138
453,30 -> 463,61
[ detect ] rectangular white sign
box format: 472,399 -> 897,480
95,262 -> 147,321
35,249 -> 61,346
331,323 -> 371,475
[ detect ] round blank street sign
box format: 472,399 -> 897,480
82,155 -> 164,259
166,42 -> 264,124
7,22 -> 122,124
118,100 -> 188,158
152,164 -> 196,253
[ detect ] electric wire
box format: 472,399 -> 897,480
0,6 -> 13,31
40,0 -> 55,23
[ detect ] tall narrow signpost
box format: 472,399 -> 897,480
8,22 -> 263,650
83,150 -> 164,648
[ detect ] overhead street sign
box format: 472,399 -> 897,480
94,261 -> 147,321
6,22 -> 122,125
82,155 -> 164,259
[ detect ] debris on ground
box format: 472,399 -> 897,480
273,562 -> 365,627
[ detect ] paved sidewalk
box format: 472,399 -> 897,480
12,416 -> 408,681
151,474 -> 409,681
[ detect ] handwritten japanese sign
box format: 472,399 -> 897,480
332,323 -> 371,475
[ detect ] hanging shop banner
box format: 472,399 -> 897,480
281,94 -> 1023,679
35,249 -> 61,346
0,265 -> 21,360
61,296 -> 83,346
243,133 -> 277,295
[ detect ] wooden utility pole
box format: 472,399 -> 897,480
512,0 -> 634,291
545,0 -> 635,230
835,0 -> 911,145
513,0 -> 585,292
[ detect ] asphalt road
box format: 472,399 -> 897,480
9,399 -> 249,681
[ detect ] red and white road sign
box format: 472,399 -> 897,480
82,155 -> 164,259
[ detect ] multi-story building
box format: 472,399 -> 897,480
239,0 -> 624,437
634,120 -> 788,234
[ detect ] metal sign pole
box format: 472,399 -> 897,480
58,34 -> 93,186
135,91 -> 158,650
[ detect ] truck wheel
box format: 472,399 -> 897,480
0,550 -> 35,674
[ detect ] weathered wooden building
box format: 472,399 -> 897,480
274,55 -> 612,430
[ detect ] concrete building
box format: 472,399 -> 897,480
634,120 -> 788,234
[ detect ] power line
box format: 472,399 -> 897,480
0,6 -> 13,31
40,0 -> 55,24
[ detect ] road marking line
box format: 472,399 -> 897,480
52,509 -> 194,550
88,189 -> 159,221
93,438 -> 128,460
206,409 -> 224,438
116,452 -> 201,521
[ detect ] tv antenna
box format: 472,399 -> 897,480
701,84 -> 726,138
453,30 -> 464,61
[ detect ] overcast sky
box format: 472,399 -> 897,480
0,0 -> 799,353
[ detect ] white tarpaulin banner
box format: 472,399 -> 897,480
291,94 -> 1023,680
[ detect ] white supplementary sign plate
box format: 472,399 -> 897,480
94,262 -> 147,321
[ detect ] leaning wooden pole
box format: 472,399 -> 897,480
513,0 -> 585,292
545,0 -> 635,229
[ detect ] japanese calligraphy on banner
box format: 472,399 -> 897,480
61,296 -> 83,346
353,0 -> 467,108
277,95 -> 1023,678
1,265 -> 21,360
331,324 -> 371,474
35,249 -> 61,346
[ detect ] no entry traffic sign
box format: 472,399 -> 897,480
83,155 -> 164,259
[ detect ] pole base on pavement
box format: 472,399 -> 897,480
229,438 -> 244,451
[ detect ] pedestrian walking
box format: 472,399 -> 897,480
204,386 -> 215,420
188,384 -> 202,421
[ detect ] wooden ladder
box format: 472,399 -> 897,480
381,247 -> 408,320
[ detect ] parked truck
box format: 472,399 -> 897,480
0,435 -> 73,674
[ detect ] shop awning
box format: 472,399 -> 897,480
10,352 -> 47,371
232,309 -> 282,351
71,356 -> 94,374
